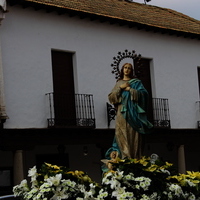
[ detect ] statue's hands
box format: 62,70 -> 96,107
124,87 -> 130,91
120,82 -> 130,91
120,82 -> 130,89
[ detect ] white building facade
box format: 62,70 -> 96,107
0,0 -> 200,194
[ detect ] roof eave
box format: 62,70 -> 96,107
7,0 -> 200,40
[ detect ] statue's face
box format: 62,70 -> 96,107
123,64 -> 132,76
110,151 -> 117,159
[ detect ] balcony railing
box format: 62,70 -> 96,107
46,93 -> 95,128
107,98 -> 170,129
152,98 -> 170,128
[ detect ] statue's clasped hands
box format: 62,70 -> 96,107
120,82 -> 130,91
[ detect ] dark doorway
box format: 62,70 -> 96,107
197,67 -> 200,96
134,58 -> 153,123
51,50 -> 76,126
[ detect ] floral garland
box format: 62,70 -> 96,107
13,157 -> 200,200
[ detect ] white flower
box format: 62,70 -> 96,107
31,180 -> 38,188
150,192 -> 158,199
160,168 -> 170,175
36,192 -> 42,199
169,184 -> 183,197
140,194 -> 150,200
167,192 -> 173,199
144,178 -> 151,187
78,184 -> 95,199
20,179 -> 29,191
62,179 -> 76,188
39,182 -> 51,195
20,179 -> 28,187
29,187 -> 38,194
112,187 -> 126,198
104,171 -> 113,179
115,170 -> 124,180
135,177 -> 144,182
88,183 -> 97,195
25,193 -> 34,199
126,192 -> 134,198
124,173 -> 135,181
118,192 -> 127,199
103,192 -> 109,198
46,173 -> 62,186
40,187 -> 51,193
97,188 -> 108,199
135,184 -> 140,189
28,166 -> 37,177
102,177 -> 110,185
110,179 -> 121,189
81,183 -> 98,198
40,182 -> 52,189
24,187 -> 39,200
13,179 -> 30,196
188,193 -> 196,200
77,184 -> 85,193
140,181 -> 148,191
28,166 -> 38,184
50,186 -> 69,200
186,180 -> 196,187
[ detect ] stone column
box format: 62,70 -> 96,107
0,0 -> 8,126
13,150 -> 24,185
178,144 -> 186,174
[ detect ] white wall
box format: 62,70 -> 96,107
1,5 -> 200,129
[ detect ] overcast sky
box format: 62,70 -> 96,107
133,0 -> 200,20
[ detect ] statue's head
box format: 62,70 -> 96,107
119,63 -> 134,80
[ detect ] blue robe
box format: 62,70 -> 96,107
121,79 -> 153,134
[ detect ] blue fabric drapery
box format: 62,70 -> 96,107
121,79 -> 153,134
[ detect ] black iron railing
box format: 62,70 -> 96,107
46,93 -> 95,128
152,98 -> 170,128
107,102 -> 117,127
107,98 -> 170,129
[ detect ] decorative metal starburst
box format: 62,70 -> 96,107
111,49 -> 142,79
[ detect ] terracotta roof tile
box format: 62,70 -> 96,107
17,0 -> 200,35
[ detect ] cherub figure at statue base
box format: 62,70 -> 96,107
101,150 -> 121,172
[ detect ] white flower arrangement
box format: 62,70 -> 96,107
13,163 -> 98,200
13,157 -> 200,200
